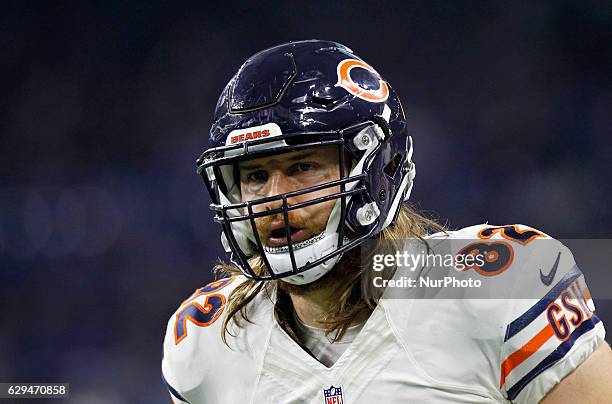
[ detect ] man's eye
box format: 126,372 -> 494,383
247,171 -> 267,182
297,163 -> 313,172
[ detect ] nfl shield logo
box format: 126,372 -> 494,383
323,385 -> 344,404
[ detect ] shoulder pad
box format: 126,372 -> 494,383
162,276 -> 245,395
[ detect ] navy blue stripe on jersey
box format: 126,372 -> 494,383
162,370 -> 190,404
506,314 -> 600,401
504,266 -> 582,342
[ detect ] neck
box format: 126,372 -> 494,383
289,281 -> 339,328
280,255 -> 372,329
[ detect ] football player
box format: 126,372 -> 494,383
162,40 -> 612,403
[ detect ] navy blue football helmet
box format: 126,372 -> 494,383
197,40 -> 415,284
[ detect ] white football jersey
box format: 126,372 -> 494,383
162,224 -> 606,403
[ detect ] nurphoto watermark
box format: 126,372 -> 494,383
359,238 -> 612,300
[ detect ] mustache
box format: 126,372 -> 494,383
254,211 -> 324,237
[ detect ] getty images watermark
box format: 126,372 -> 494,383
371,250 -> 486,289
359,237 -> 612,300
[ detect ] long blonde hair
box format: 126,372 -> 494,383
215,204 -> 445,345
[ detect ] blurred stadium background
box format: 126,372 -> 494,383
1,1 -> 610,402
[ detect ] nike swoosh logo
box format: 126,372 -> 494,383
540,251 -> 562,286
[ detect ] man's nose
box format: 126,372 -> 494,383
257,171 -> 290,212
266,170 -> 290,197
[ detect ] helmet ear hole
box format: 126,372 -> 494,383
383,152 -> 403,179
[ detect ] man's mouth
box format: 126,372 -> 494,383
266,226 -> 311,247
263,231 -> 327,254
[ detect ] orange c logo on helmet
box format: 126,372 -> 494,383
335,59 -> 389,103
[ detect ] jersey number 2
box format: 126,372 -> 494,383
173,278 -> 234,345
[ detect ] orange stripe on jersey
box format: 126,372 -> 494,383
499,323 -> 555,388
